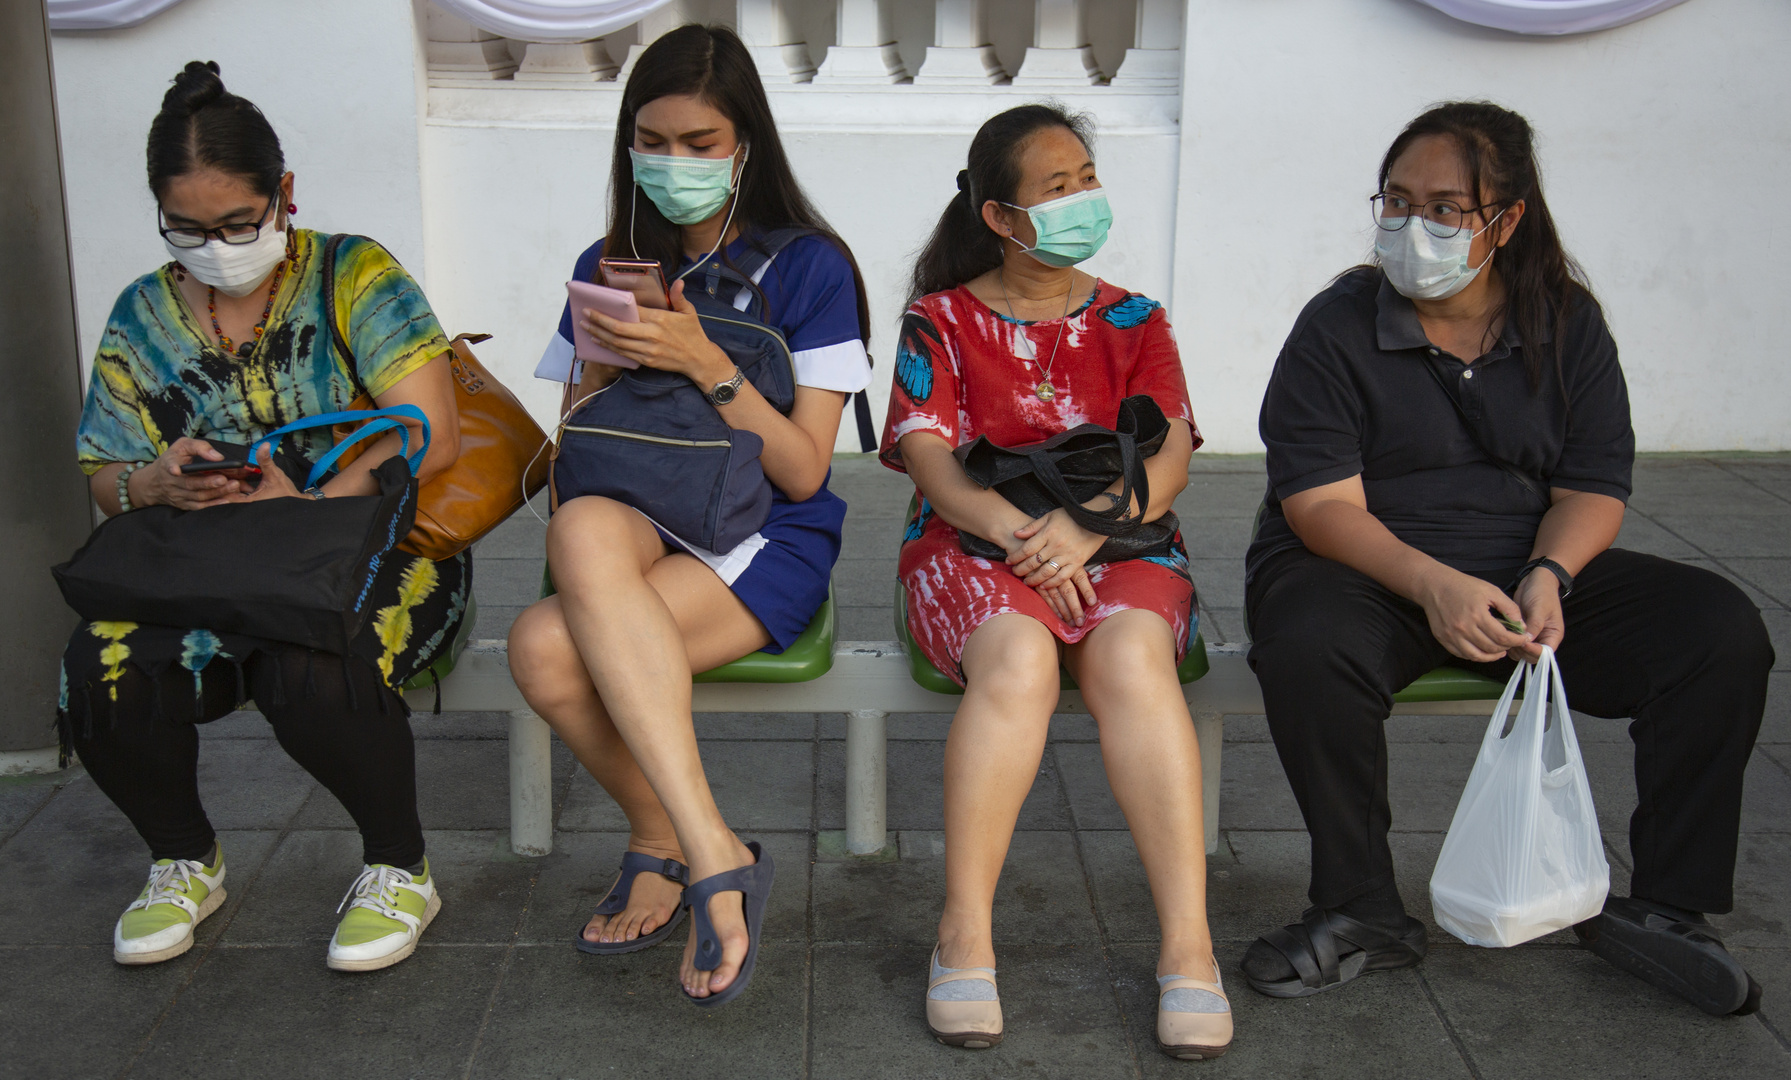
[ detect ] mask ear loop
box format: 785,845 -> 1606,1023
1467,205 -> 1509,275
673,143 -> 750,286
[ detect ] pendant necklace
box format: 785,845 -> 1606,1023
1001,268 -> 1075,403
209,254 -> 290,358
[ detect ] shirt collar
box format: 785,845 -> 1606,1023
1372,269 -> 1539,358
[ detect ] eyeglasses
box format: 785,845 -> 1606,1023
158,193 -> 279,249
1369,193 -> 1496,239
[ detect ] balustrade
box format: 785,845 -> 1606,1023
425,0 -> 1183,93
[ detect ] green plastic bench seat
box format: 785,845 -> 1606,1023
1392,666 -> 1506,703
894,585 -> 1209,695
540,566 -> 835,683
401,596 -> 479,695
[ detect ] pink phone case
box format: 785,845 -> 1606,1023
566,280 -> 641,370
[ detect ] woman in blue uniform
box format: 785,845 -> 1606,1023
507,25 -> 870,1008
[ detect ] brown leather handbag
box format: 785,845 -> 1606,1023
321,235 -> 550,560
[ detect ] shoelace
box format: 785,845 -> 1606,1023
128,859 -> 202,912
336,865 -> 409,920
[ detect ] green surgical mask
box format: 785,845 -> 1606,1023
629,146 -> 745,225
1004,187 -> 1112,268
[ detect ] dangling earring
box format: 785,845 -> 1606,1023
286,203 -> 298,215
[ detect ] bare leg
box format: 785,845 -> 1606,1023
511,497 -> 771,996
936,614 -> 1062,971
1064,609 -> 1214,982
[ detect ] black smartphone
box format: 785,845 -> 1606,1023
179,440 -> 261,476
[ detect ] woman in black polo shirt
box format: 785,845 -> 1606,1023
1242,102 -> 1773,1016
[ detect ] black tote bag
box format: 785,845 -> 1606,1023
53,414 -> 425,655
953,394 -> 1180,565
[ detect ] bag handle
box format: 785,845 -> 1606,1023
249,404 -> 431,489
1024,432 -> 1151,537
1418,356 -> 1550,511
321,233 -> 375,403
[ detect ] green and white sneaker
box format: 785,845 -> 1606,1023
113,845 -> 226,965
326,860 -> 440,972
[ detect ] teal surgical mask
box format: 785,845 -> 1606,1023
629,145 -> 746,225
1004,187 -> 1112,267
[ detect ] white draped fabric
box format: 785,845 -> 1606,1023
1418,0 -> 1691,35
428,0 -> 675,42
47,0 -> 190,31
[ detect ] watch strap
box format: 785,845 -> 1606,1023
1513,556 -> 1573,597
706,367 -> 745,407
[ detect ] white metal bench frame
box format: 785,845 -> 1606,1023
410,640 -> 1501,859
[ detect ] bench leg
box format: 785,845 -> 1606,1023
844,708 -> 888,856
509,708 -> 554,857
1193,707 -> 1223,856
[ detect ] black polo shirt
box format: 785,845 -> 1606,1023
1246,267 -> 1633,582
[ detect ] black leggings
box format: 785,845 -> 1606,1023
1246,547 -> 1774,916
71,648 -> 424,867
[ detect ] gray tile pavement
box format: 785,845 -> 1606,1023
4,453 -> 1789,1078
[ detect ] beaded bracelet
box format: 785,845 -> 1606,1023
116,462 -> 147,512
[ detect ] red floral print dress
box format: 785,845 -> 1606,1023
879,281 -> 1202,684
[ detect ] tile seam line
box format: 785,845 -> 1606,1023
1414,967 -> 1488,1080
1753,1008 -> 1791,1056
0,769 -> 75,851
1631,499 -> 1787,610
115,791 -> 309,1080
1054,743 -> 1149,1077
1709,457 -> 1791,511
458,850 -> 542,1079
803,705 -> 820,1080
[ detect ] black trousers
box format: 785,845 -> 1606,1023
71,648 -> 425,867
1246,546 -> 1774,915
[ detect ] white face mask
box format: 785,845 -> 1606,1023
1375,208 -> 1505,301
164,222 -> 288,298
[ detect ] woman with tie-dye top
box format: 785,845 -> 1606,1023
880,105 -> 1228,1059
64,63 -> 465,976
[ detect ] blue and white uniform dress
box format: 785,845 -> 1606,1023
537,234 -> 872,652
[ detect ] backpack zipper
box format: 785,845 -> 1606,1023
562,424 -> 732,449
698,312 -> 797,388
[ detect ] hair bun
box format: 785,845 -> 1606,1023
162,60 -> 225,115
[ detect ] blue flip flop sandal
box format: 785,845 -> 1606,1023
574,851 -> 690,955
682,840 -> 775,1008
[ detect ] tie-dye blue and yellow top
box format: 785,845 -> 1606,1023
76,228 -> 449,473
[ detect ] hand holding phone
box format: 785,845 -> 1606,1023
177,439 -> 262,478
567,280 -> 642,370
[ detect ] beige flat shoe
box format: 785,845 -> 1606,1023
1156,963 -> 1233,1060
925,946 -> 1003,1049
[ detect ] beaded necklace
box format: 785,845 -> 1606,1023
208,254 -> 290,357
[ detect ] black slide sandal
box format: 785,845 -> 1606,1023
1247,907 -> 1428,998
1574,897 -> 1758,1016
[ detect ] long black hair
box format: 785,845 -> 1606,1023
909,103 -> 1093,304
1377,101 -> 1596,393
604,24 -> 869,344
146,61 -> 285,201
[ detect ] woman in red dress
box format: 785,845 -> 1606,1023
880,105 -> 1228,1059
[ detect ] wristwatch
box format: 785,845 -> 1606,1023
705,367 -> 746,407
1512,556 -> 1573,597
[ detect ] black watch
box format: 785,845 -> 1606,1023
1512,557 -> 1573,598
705,367 -> 745,407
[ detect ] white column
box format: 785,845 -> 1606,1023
423,5 -> 517,80
1012,0 -> 1101,86
617,1 -> 695,82
844,708 -> 889,855
1110,0 -> 1182,89
913,0 -> 1006,86
814,0 -> 907,84
736,0 -> 816,83
508,710 -> 555,856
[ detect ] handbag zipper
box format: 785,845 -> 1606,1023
562,424 -> 732,449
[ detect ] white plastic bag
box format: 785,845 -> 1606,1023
1429,646 -> 1610,947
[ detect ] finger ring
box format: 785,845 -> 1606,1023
1046,559 -> 1062,571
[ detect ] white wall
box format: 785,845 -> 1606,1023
1174,0 -> 1791,452
421,88 -> 1181,443
51,0 -> 429,376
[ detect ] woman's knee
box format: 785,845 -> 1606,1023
1668,564 -> 1776,673
545,496 -> 655,570
1073,610 -> 1177,688
507,599 -> 588,703
962,616 -> 1061,704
